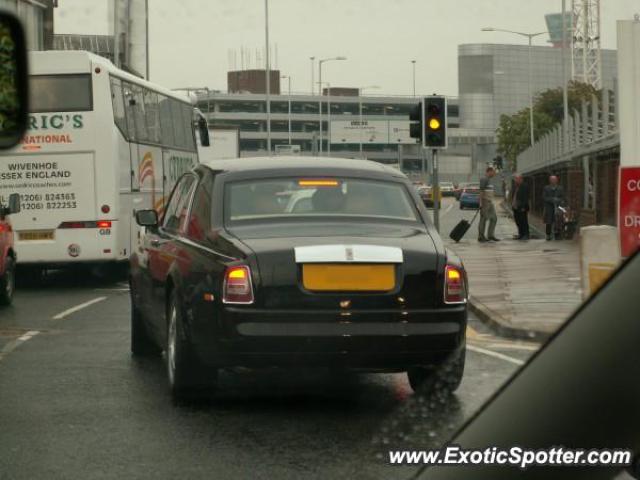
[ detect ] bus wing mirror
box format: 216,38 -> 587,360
7,193 -> 20,214
199,119 -> 210,147
0,12 -> 28,150
135,209 -> 159,228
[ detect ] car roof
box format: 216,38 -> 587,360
200,156 -> 406,178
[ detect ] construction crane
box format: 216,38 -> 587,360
571,0 -> 602,89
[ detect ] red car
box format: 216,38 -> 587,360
0,194 -> 21,305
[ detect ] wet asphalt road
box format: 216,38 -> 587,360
0,200 -> 542,480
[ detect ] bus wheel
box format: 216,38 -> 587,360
16,265 -> 42,287
0,257 -> 15,305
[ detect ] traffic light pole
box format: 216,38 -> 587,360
432,148 -> 440,233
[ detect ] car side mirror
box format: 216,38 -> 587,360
0,12 -> 28,150
135,209 -> 159,228
7,193 -> 19,214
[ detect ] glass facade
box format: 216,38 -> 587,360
458,44 -> 618,131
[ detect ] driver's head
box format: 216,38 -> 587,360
345,183 -> 377,214
251,184 -> 282,215
311,187 -> 345,213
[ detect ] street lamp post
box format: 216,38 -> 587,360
561,0 -> 570,146
309,56 -> 315,95
411,60 -> 416,97
264,0 -> 272,156
318,56 -> 347,155
482,27 -> 547,147
358,85 -> 380,158
327,84 -> 332,155
282,75 -> 292,145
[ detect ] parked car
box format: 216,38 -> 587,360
455,182 -> 479,201
130,158 -> 468,400
459,188 -> 480,210
440,182 -> 455,197
418,185 -> 443,208
0,194 -> 21,305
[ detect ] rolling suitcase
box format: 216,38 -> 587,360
449,209 -> 480,243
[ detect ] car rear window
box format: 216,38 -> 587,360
225,178 -> 419,223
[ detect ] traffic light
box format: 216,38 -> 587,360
409,102 -> 422,142
424,96 -> 447,148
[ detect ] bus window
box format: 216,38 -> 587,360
123,82 -> 137,141
158,95 -> 175,147
170,99 -> 187,150
110,76 -> 127,136
183,102 -> 197,151
129,85 -> 148,142
29,74 -> 92,113
143,90 -> 161,144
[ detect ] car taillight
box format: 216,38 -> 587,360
223,265 -> 254,304
444,265 -> 467,304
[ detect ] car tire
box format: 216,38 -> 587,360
460,204 -> 464,210
131,295 -> 161,357
166,291 -> 217,401
407,347 -> 466,394
0,257 -> 15,306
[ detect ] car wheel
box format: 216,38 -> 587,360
167,291 -> 217,400
0,257 -> 15,306
131,295 -> 161,357
407,347 -> 466,394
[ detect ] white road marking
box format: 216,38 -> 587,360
52,296 -> 107,320
477,341 -> 540,352
94,288 -> 130,292
467,344 -> 526,366
0,330 -> 39,363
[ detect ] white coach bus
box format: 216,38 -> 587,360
0,51 -> 210,271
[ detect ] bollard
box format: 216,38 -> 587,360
579,225 -> 621,300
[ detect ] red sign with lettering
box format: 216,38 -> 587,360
619,167 -> 640,257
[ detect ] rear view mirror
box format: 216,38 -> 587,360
135,209 -> 159,228
7,193 -> 19,214
0,12 -> 28,149
199,118 -> 210,147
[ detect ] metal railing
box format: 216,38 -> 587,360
517,90 -> 618,174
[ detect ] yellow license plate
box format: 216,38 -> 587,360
19,231 -> 54,241
302,264 -> 396,292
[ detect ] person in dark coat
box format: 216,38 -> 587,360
511,174 -> 530,240
543,175 -> 565,241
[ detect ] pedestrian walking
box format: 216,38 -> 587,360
543,175 -> 565,241
478,166 -> 499,242
511,173 -> 530,240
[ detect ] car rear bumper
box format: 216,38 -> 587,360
460,198 -> 480,208
189,306 -> 467,369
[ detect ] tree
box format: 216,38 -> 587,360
535,81 -> 600,123
496,81 -> 601,170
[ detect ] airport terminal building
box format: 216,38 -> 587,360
196,42 -> 618,183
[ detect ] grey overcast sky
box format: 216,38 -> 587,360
55,0 -> 640,96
